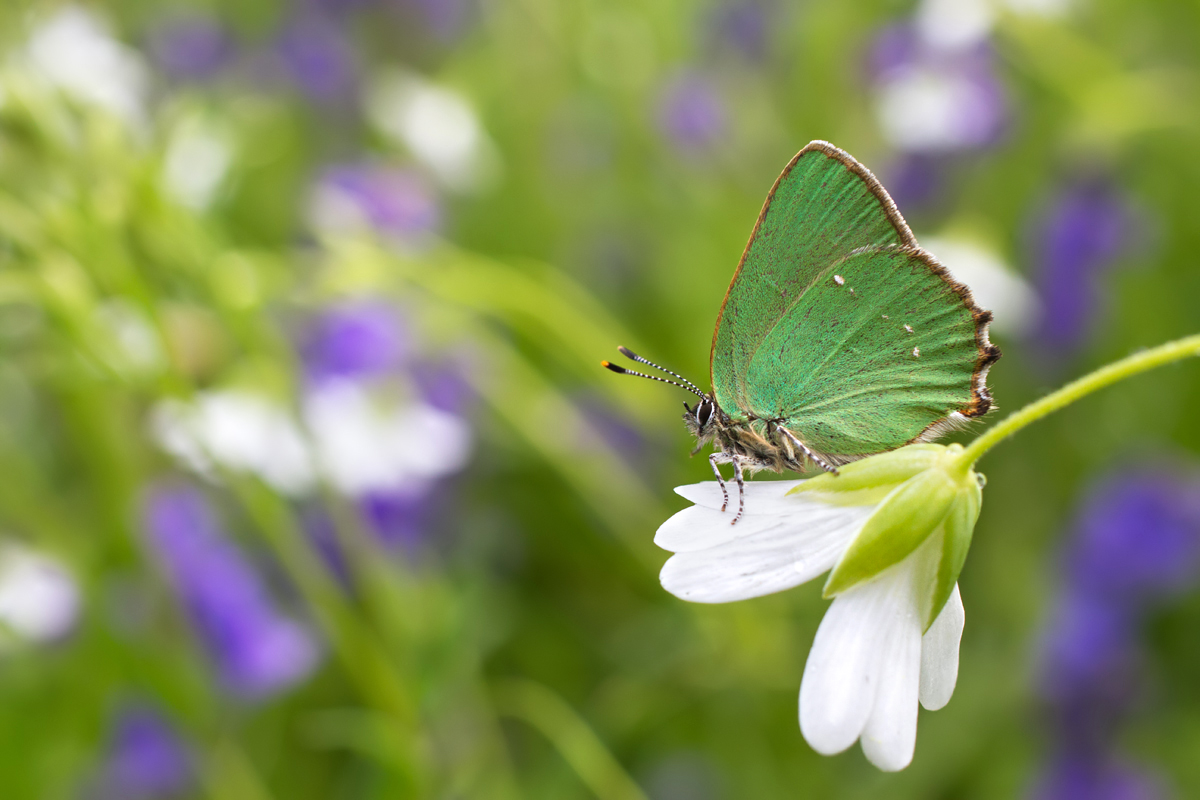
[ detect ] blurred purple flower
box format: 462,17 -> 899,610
880,152 -> 947,211
311,164 -> 442,239
143,484 -> 320,699
312,0 -> 381,15
411,360 -> 474,415
657,71 -> 726,151
147,14 -> 233,81
708,2 -> 768,62
1032,465 -> 1200,798
868,24 -> 1007,154
401,0 -> 471,41
94,704 -> 191,800
277,16 -> 357,102
1039,591 -> 1138,707
867,23 -> 922,81
359,486 -> 443,552
1066,470 -> 1200,600
301,299 -> 408,385
1031,755 -> 1168,800
1030,178 -> 1134,360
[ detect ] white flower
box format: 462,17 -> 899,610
656,444 -> 979,771
23,6 -> 149,128
302,380 -> 473,496
0,543 -> 80,646
922,236 -> 1038,336
150,385 -> 472,499
150,391 -> 317,496
366,70 -> 501,193
162,114 -> 233,210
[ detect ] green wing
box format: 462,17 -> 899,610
710,142 -> 999,459
744,245 -> 997,459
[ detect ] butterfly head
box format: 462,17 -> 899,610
682,396 -> 721,442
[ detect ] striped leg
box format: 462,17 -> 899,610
709,453 -> 729,512
731,456 -> 746,525
776,427 -> 839,475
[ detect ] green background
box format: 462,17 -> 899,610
0,0 -> 1198,797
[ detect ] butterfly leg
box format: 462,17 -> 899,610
732,457 -> 746,525
709,453 -> 730,512
776,427 -> 839,475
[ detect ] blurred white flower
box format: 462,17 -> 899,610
923,236 -> 1039,336
151,391 -> 316,496
916,0 -> 995,52
876,67 -> 1003,153
303,380 -> 472,496
0,544 -> 80,645
151,384 -> 472,500
366,71 -> 501,193
162,116 -> 233,210
94,300 -> 164,377
24,6 -> 149,127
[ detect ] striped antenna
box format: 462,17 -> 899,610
601,359 -> 707,400
615,346 -> 706,396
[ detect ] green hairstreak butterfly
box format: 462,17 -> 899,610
603,141 -> 1000,523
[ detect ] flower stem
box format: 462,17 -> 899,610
491,678 -> 650,800
958,333 -> 1200,467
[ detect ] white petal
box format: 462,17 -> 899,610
656,494 -> 849,552
860,605 -> 923,771
799,568 -> 911,755
673,479 -> 806,513
659,504 -> 872,603
657,482 -> 869,554
919,583 -> 964,711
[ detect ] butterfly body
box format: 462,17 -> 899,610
684,403 -> 810,474
606,141 -> 1000,521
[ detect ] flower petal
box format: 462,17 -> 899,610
799,566 -> 910,755
659,504 -> 872,602
860,605 -> 923,771
673,479 -> 805,514
919,583 -> 964,711
655,501 -> 818,553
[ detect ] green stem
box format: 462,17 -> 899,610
958,333 -> 1200,467
491,679 -> 649,800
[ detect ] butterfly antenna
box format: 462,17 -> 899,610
601,360 -> 707,400
615,346 -> 706,396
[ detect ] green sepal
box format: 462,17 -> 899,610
922,477 -> 982,631
822,466 -> 959,598
788,444 -> 946,507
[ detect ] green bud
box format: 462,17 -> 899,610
924,475 -> 981,630
819,444 -> 982,620
787,443 -> 945,506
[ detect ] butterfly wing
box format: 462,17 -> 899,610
745,245 -> 998,460
711,141 -> 917,415
710,142 -> 999,460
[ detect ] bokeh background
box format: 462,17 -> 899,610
0,0 -> 1198,797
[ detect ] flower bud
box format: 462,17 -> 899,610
793,444 -> 983,629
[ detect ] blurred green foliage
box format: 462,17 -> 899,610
0,0 -> 1198,798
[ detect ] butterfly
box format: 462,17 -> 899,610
603,141 -> 1000,523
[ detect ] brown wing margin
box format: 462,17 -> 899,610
708,140 -> 920,389
900,245 -> 1003,443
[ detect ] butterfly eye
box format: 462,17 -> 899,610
697,399 -> 714,427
